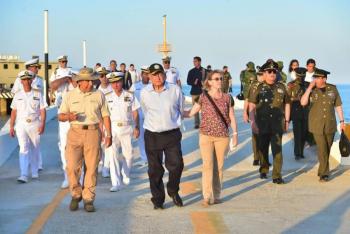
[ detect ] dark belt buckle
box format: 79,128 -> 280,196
82,125 -> 88,130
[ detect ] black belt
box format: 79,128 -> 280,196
146,128 -> 179,134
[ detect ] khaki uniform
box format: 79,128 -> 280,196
59,87 -> 110,202
287,79 -> 308,158
249,81 -> 290,179
247,80 -> 262,162
308,84 -> 342,176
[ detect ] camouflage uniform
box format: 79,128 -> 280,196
240,62 -> 257,99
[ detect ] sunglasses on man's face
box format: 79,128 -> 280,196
163,61 -> 170,64
209,77 -> 223,81
60,61 -> 67,63
266,69 -> 277,74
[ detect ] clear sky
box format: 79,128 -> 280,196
1,0 -> 349,84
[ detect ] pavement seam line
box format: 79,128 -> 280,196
26,189 -> 69,234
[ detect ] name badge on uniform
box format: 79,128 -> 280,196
33,97 -> 40,101
328,92 -> 335,98
124,97 -> 131,102
108,100 -> 113,103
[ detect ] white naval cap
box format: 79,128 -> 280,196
18,70 -> 35,79
106,71 -> 124,82
57,55 -> 68,61
24,58 -> 41,67
96,67 -> 108,75
140,65 -> 150,73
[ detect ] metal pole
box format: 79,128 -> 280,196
83,40 -> 87,67
163,15 -> 167,57
44,10 -> 49,105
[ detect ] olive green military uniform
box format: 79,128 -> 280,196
222,71 -> 232,93
240,62 -> 257,99
249,81 -> 291,179
277,61 -> 287,83
308,84 -> 342,177
247,80 -> 262,162
287,78 -> 307,159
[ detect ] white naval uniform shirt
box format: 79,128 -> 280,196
105,90 -> 140,135
98,84 -> 113,95
49,67 -> 74,107
129,70 -> 139,84
164,67 -> 180,85
129,81 -> 148,120
11,76 -> 44,95
10,89 -> 47,123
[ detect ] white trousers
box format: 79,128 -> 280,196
58,121 -> 70,170
105,126 -> 133,187
138,118 -> 147,162
16,121 -> 40,177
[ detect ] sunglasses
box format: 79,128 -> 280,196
266,69 -> 277,74
60,61 -> 68,63
163,61 -> 170,64
209,77 -> 223,81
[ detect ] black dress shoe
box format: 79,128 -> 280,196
273,178 -> 285,184
319,175 -> 329,182
268,162 -> 272,167
260,173 -> 267,179
171,193 -> 183,207
295,155 -> 301,160
153,204 -> 164,210
194,125 -> 199,129
253,160 -> 260,166
300,155 -> 305,159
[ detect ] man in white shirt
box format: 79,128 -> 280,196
9,71 -> 47,183
304,58 -> 316,84
128,64 -> 139,84
50,55 -> 74,188
162,56 -> 181,87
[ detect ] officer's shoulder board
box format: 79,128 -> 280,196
277,81 -> 287,89
104,91 -> 113,97
326,83 -> 336,88
125,90 -> 134,97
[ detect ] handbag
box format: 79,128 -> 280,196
339,130 -> 350,157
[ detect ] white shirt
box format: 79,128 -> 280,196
305,71 -> 314,82
129,81 -> 149,119
98,84 -> 113,95
10,89 -> 47,123
140,82 -> 184,132
11,76 -> 44,95
164,67 -> 180,85
129,70 -> 139,84
105,90 -> 140,123
50,67 -> 74,107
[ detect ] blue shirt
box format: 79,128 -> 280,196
140,82 -> 184,132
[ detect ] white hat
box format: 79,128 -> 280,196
106,72 -> 124,82
24,58 -> 40,67
18,70 -> 35,79
96,67 -> 108,75
57,55 -> 68,61
140,65 -> 149,73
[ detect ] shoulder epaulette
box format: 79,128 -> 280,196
105,91 -> 113,96
327,83 -> 336,88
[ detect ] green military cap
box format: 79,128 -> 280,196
75,67 -> 97,81
18,70 -> 35,79
260,59 -> 278,71
149,63 -> 164,75
313,68 -> 330,78
294,67 -> 307,77
107,72 -> 124,83
277,61 -> 284,71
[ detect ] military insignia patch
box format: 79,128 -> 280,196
277,88 -> 284,94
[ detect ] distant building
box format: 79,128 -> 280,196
0,54 -> 58,115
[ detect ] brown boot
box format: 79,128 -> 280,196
84,201 -> 95,212
69,197 -> 82,211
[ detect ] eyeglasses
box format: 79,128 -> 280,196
209,77 -> 223,81
266,69 -> 277,74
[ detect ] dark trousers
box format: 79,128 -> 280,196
144,128 -> 184,206
259,133 -> 283,179
252,132 -> 261,161
313,133 -> 335,177
292,118 -> 307,157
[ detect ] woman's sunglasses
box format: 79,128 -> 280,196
209,77 -> 223,81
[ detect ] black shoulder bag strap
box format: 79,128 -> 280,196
203,90 -> 229,129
